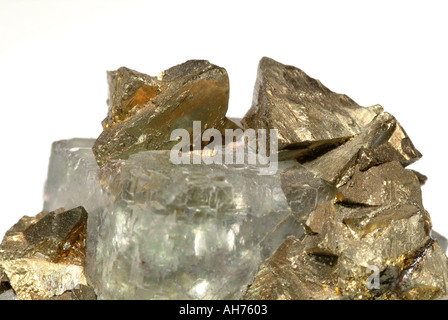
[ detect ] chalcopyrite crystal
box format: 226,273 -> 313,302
246,161 -> 448,299
0,207 -> 96,300
303,112 -> 422,187
242,57 -> 381,156
93,60 -> 239,168
241,60 -> 447,300
1,57 -> 447,300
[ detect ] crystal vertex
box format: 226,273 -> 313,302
242,57 -> 381,154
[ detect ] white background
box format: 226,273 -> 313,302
0,0 -> 447,239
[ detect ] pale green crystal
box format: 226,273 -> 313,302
44,139 -> 103,214
43,139 -> 104,281
43,139 -> 336,299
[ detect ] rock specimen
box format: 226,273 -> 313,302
244,236 -> 341,300
337,161 -> 423,207
245,108 -> 445,300
93,60 -> 239,168
0,207 -> 96,300
1,57 -> 446,300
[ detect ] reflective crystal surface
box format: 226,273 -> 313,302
44,139 -> 104,281
0,207 -> 95,300
93,60 -> 231,168
242,57 -> 381,154
303,112 -> 421,187
0,289 -> 19,300
245,236 -> 341,300
44,138 -> 103,215
241,58 -> 444,300
246,160 -> 448,300
337,161 -> 423,207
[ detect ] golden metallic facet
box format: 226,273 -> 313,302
0,207 -> 95,300
93,60 -> 231,167
303,112 -> 421,187
242,57 -> 380,154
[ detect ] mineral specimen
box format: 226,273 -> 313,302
0,289 -> 18,300
93,60 -> 234,168
0,207 -> 96,300
433,231 -> 448,253
244,236 -> 341,300
2,57 -> 446,300
241,57 -> 446,300
44,139 -> 102,216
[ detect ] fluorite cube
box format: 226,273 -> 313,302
44,139 -> 335,299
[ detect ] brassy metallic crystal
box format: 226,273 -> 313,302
1,57 -> 446,300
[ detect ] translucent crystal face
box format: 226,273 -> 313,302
44,138 -> 103,214
43,139 -> 335,299
96,151 -> 292,299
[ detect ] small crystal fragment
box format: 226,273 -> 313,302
102,67 -> 161,129
411,170 -> 428,186
0,290 -> 19,300
356,120 -> 422,170
93,60 -> 231,167
245,236 -> 340,300
337,161 -> 422,207
1,259 -> 88,300
0,207 -> 95,300
432,231 -> 448,253
304,112 -> 421,187
48,285 -> 97,300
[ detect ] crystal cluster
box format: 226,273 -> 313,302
1,57 -> 447,300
